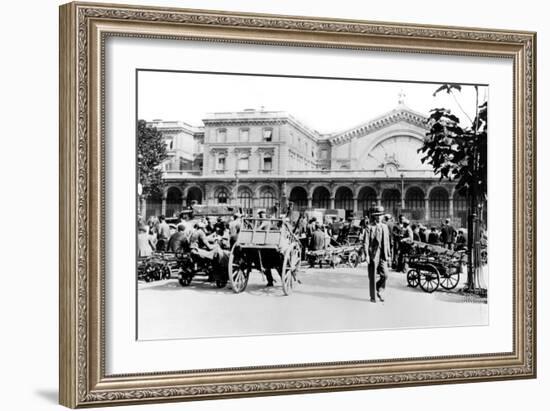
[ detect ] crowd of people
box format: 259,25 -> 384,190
137,206 -> 470,295
137,207 -> 467,259
292,213 -> 466,262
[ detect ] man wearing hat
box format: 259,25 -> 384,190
363,205 -> 392,303
440,218 -> 457,249
255,209 -> 272,231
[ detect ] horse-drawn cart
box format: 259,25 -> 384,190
137,252 -> 177,282
402,240 -> 466,293
228,218 -> 302,295
306,244 -> 360,268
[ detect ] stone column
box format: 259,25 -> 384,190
307,196 -> 313,209
280,182 -> 288,213
377,196 -> 382,208
141,197 -> 147,218
161,195 -> 167,216
424,197 -> 430,221
353,197 -> 358,215
329,196 -> 335,209
448,197 -> 454,218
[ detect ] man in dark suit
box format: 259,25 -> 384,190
167,224 -> 188,253
440,218 -> 457,249
309,222 -> 326,251
364,206 -> 392,303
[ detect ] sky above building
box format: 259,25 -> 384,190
138,70 -> 487,135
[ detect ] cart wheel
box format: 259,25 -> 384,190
152,266 -> 162,281
439,267 -> 460,290
348,251 -> 359,268
178,273 -> 192,286
407,269 -> 419,288
162,265 -> 171,280
418,265 -> 440,293
228,249 -> 249,293
282,244 -> 300,296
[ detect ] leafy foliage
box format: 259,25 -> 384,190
137,120 -> 168,198
418,86 -> 487,201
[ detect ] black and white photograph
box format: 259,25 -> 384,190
136,70 -> 488,341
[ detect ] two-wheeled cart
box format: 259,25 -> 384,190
228,218 -> 302,295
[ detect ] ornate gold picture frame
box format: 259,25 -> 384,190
59,1 -> 536,408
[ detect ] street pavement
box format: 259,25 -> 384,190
137,264 -> 488,340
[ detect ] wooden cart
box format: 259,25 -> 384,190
228,218 -> 302,295
403,240 -> 466,293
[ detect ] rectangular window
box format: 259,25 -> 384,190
263,128 -> 273,142
239,128 -> 249,142
217,156 -> 226,170
238,156 -> 249,171
217,129 -> 226,143
321,149 -> 328,159
263,156 -> 272,170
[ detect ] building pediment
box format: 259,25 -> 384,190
329,107 -> 428,146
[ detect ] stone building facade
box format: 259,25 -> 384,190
143,101 -> 471,226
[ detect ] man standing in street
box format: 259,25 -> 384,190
156,215 -> 171,252
364,206 -> 391,303
309,221 -> 326,251
167,224 -> 188,253
440,218 -> 457,249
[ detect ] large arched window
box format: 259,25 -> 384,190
312,186 -> 330,209
146,191 -> 162,219
186,186 -> 202,206
238,187 -> 253,215
335,187 -> 353,212
429,187 -> 449,220
453,190 -> 469,226
289,186 -> 308,210
405,187 -> 425,210
165,187 -> 183,217
358,186 -> 377,215
259,187 -> 277,210
405,186 -> 426,220
382,189 -> 401,217
215,187 -> 229,204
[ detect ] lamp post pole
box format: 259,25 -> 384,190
234,170 -> 239,204
400,172 -> 405,210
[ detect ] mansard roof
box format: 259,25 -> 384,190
327,105 -> 429,146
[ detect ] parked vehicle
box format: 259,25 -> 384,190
137,253 -> 174,282
175,246 -> 229,288
228,218 -> 301,295
402,240 -> 466,293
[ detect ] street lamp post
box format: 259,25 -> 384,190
400,172 -> 405,210
234,170 -> 239,205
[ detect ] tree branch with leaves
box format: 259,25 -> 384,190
418,84 -> 487,293
137,120 -> 168,199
